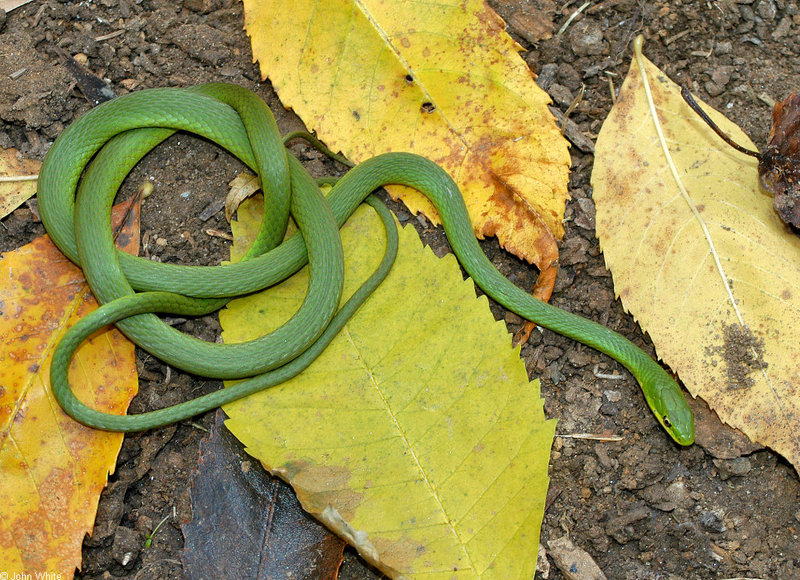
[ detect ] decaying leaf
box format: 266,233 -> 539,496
220,197 -> 555,578
225,172 -> 260,222
0,201 -> 140,574
0,148 -> 40,219
243,0 -> 571,281
592,38 -> 800,470
760,93 -> 800,228
183,411 -> 345,579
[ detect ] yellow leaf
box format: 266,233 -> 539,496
591,39 -> 800,469
244,0 -> 570,271
0,148 -> 40,219
0,202 -> 140,574
220,198 -> 555,578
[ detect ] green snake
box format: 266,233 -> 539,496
38,83 -> 694,444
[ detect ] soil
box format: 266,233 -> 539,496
1,0 -> 799,578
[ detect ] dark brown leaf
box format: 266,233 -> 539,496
181,411 -> 345,579
760,93 -> 800,228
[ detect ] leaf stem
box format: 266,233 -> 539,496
679,87 -> 761,158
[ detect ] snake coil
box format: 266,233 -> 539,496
38,83 -> 694,443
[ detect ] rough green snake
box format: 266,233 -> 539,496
37,83 -> 694,444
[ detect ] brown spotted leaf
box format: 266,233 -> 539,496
592,38 -> 800,470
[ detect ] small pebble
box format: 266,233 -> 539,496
700,509 -> 727,533
548,535 -> 607,580
569,20 -> 605,57
537,63 -> 558,91
713,457 -> 752,480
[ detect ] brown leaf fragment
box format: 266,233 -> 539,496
181,411 -> 345,580
760,93 -> 800,228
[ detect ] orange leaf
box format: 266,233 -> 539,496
0,200 -> 140,575
244,0 -> 570,273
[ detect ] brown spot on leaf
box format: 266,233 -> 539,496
276,460 -> 363,521
706,324 -> 767,390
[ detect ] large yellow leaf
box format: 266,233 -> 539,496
243,0 -> 570,272
220,198 -> 555,578
0,202 -> 139,574
591,38 -> 800,469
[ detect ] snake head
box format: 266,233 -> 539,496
653,383 -> 695,446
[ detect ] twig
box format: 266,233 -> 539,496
557,1 -> 592,37
0,174 -> 38,182
557,433 -> 624,442
95,29 -> 126,42
680,87 -> 760,158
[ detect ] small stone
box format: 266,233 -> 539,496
184,0 -> 216,13
0,9 -> 7,32
756,0 -> 777,20
557,63 -> 583,91
713,457 -> 752,479
567,348 -> 593,367
548,83 -> 574,108
548,535 -> 607,580
700,509 -> 727,533
537,63 -> 558,91
714,41 -> 733,55
569,20 -> 606,57
111,526 -> 141,568
665,480 -> 692,508
704,80 -> 725,97
771,16 -> 794,39
711,66 -> 734,87
574,198 -> 596,230
73,53 -> 89,66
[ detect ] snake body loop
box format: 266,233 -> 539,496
39,84 -> 694,444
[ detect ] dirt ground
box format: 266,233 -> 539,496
2,0 -> 800,578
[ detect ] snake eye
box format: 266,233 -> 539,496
663,416 -> 672,428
